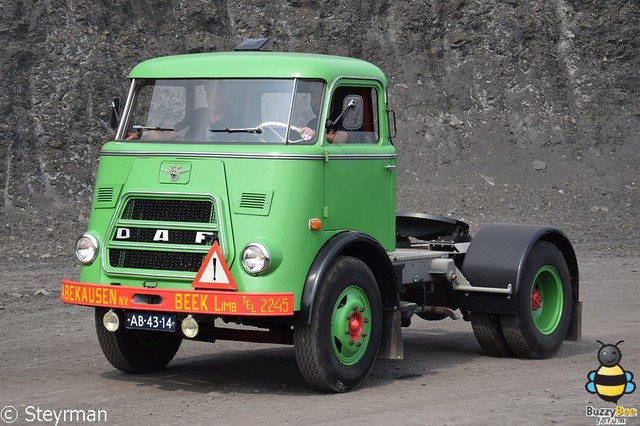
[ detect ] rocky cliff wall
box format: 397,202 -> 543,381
1,0 -> 638,254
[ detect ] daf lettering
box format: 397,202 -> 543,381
114,228 -> 215,243
153,230 -> 169,242
115,228 -> 130,239
195,231 -> 214,244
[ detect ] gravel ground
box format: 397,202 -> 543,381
0,255 -> 638,425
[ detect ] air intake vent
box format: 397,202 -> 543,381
240,193 -> 267,209
235,191 -> 273,216
97,188 -> 114,203
94,185 -> 120,208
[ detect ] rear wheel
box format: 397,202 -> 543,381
294,256 -> 382,392
95,308 -> 182,373
500,241 -> 572,358
470,312 -> 514,357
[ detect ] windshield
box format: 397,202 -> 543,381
119,78 -> 324,144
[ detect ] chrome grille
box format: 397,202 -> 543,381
109,249 -> 205,272
106,196 -> 219,277
121,198 -> 215,223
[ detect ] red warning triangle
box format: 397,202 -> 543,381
192,241 -> 237,290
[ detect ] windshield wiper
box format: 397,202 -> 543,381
209,127 -> 262,134
133,125 -> 176,132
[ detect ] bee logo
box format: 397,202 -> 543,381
586,340 -> 636,403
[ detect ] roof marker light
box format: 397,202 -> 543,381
234,37 -> 270,51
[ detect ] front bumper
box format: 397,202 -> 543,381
60,280 -> 294,316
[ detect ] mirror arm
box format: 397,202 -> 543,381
111,101 -> 121,122
110,97 -> 123,130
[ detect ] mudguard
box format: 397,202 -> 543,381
299,231 -> 403,358
299,231 -> 398,325
460,224 -> 580,320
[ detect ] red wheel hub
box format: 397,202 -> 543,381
348,312 -> 363,340
531,289 -> 542,311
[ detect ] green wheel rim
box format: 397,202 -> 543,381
530,265 -> 563,335
330,285 -> 372,365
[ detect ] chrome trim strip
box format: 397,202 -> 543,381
99,150 -> 397,160
328,154 -> 397,160
114,220 -> 216,229
108,242 -> 211,253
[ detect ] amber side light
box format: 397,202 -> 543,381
308,218 -> 322,230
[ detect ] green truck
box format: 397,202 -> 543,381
61,40 -> 582,392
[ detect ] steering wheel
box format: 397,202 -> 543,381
257,121 -> 304,143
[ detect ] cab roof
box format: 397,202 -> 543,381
128,52 -> 386,85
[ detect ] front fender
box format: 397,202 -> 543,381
299,231 -> 397,325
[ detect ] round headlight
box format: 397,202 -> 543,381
103,309 -> 120,332
241,243 -> 270,275
75,233 -> 99,265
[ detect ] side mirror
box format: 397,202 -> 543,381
110,97 -> 123,129
341,95 -> 363,130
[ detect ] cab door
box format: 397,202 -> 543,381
322,80 -> 396,250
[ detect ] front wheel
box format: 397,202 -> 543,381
294,256 -> 382,392
500,241 -> 572,358
94,308 -> 182,373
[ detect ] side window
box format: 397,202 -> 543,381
326,86 -> 379,144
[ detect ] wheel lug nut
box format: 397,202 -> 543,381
362,332 -> 367,337
356,342 -> 362,347
363,318 -> 369,323
349,340 -> 355,346
352,305 -> 359,311
359,307 -> 365,312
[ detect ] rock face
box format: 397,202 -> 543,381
0,0 -> 638,254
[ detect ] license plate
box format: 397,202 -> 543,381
125,312 -> 176,332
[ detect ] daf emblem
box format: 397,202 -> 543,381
161,165 -> 190,182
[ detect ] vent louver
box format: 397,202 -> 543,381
240,193 -> 267,209
96,187 -> 114,203
94,185 -> 120,208
235,191 -> 273,216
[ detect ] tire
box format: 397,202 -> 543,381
470,312 -> 514,357
94,308 -> 182,373
294,256 -> 382,392
500,241 -> 572,358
